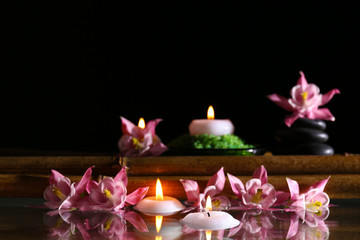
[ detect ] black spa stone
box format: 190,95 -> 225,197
273,143 -> 334,155
275,128 -> 329,143
291,118 -> 327,130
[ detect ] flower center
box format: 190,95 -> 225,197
212,199 -> 222,208
52,187 -> 67,201
306,200 -> 322,213
301,91 -> 308,101
103,189 -> 113,199
104,219 -> 113,231
132,137 -> 144,150
251,188 -> 263,204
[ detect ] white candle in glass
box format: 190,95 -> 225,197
189,106 -> 234,136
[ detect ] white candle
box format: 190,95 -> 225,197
189,105 -> 234,136
180,196 -> 240,230
135,179 -> 185,216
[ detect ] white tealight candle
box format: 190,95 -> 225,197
180,196 -> 240,230
135,179 -> 185,216
189,105 -> 234,136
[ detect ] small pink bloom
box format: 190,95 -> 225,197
180,167 -> 230,211
228,165 -> 277,209
88,166 -> 149,212
286,177 -> 330,216
267,71 -> 340,126
44,167 -> 93,211
118,117 -> 167,157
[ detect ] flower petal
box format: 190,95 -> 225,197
123,211 -> 149,232
74,166 -> 93,193
252,165 -> 268,185
286,213 -> 300,239
227,173 -> 245,199
144,118 -> 163,136
267,94 -> 293,112
309,176 -> 330,193
180,179 -> 200,202
120,116 -> 136,135
245,179 -> 262,195
284,113 -> 300,127
297,71 -> 308,89
286,177 -> 300,201
126,187 -> 149,205
114,167 -> 128,187
205,167 -> 226,197
307,108 -> 335,121
321,88 -> 340,106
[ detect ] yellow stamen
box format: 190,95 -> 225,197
104,219 -> 113,231
315,209 -> 322,216
103,189 -> 112,199
301,91 -> 308,101
132,137 -> 143,150
212,199 -> 222,208
52,187 -> 66,201
251,189 -> 263,204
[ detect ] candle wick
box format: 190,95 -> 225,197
207,211 -> 210,217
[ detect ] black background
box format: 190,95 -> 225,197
2,2 -> 359,154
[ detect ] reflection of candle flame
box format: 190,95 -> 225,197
206,230 -> 212,240
138,117 -> 145,129
156,178 -> 164,201
155,236 -> 162,240
207,105 -> 215,120
155,215 -> 163,233
206,195 -> 212,211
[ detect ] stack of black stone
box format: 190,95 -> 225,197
273,118 -> 334,155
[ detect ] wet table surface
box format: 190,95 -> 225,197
0,198 -> 359,239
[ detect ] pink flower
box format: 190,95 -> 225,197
267,71 -> 340,126
180,167 -> 230,211
286,177 -> 330,216
118,117 -> 168,157
228,165 -> 279,209
44,167 -> 93,211
87,167 -> 149,212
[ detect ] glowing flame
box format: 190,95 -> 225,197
207,105 -> 215,120
138,117 -> 145,129
206,230 -> 212,240
206,195 -> 212,211
155,215 -> 163,233
156,178 -> 164,201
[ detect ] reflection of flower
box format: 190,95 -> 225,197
267,71 -> 340,126
44,210 -> 148,240
87,166 -> 149,212
180,167 -> 230,212
286,208 -> 330,239
228,165 -> 288,209
118,117 -> 167,157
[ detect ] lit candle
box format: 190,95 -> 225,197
180,196 -> 240,230
188,105 -> 234,136
135,178 -> 185,215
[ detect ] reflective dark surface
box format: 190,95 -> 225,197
0,198 -> 359,239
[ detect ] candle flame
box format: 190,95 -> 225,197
138,117 -> 145,129
206,230 -> 212,240
156,178 -> 164,201
155,215 -> 163,233
207,105 -> 215,120
206,195 -> 212,211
